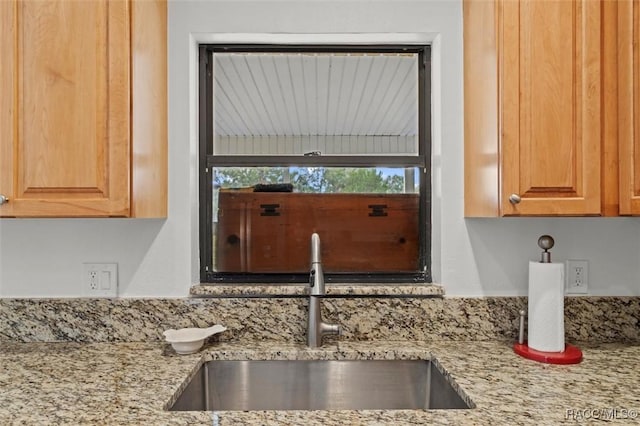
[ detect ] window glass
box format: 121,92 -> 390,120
200,46 -> 430,283
213,52 -> 419,156
213,167 -> 419,193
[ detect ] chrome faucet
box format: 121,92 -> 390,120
307,233 -> 341,347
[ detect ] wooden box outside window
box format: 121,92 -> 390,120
215,191 -> 420,273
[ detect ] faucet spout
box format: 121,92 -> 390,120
307,233 -> 341,347
309,233 -> 324,296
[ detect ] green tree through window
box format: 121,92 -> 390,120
214,167 -> 406,194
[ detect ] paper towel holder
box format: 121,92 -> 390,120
538,235 -> 554,263
513,234 -> 583,364
514,309 -> 582,364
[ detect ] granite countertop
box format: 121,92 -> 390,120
189,283 -> 445,297
1,340 -> 639,425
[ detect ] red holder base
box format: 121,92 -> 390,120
513,342 -> 583,364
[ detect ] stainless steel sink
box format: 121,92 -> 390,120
169,359 -> 473,411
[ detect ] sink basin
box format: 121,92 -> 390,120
169,359 -> 473,411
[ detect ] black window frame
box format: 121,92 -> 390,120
199,44 -> 432,284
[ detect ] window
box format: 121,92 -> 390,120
199,45 -> 431,283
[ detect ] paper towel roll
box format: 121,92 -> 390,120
528,261 -> 565,352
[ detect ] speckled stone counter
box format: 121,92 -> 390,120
1,297 -> 639,344
1,340 -> 639,425
1,295 -> 638,424
190,283 -> 445,297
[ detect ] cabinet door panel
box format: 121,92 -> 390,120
501,0 -> 601,215
619,0 -> 640,215
0,0 -> 129,217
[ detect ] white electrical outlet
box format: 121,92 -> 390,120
566,260 -> 589,294
83,263 -> 118,297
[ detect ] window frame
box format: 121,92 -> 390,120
199,44 -> 431,283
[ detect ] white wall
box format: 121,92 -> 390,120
1,0 -> 639,297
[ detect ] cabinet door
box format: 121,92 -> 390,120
500,0 -> 602,215
0,0 -> 130,217
619,0 -> 640,215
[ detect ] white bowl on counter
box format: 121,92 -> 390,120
163,324 -> 227,354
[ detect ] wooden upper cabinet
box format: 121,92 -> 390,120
0,0 -> 166,217
465,0 -> 603,216
619,0 -> 640,215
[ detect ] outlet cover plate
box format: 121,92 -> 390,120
566,259 -> 589,294
83,263 -> 118,297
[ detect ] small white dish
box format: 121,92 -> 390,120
163,324 -> 227,354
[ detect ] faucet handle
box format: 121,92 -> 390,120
321,322 -> 341,337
